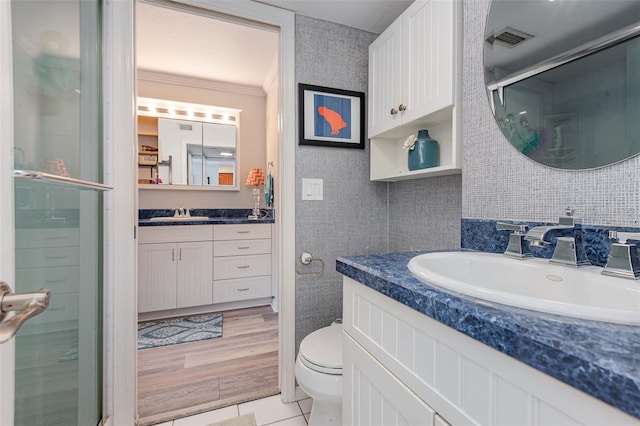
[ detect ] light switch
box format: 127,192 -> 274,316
302,178 -> 323,200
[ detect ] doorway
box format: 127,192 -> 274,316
138,1 -> 286,423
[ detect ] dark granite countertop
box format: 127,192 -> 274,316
139,217 -> 274,226
336,250 -> 640,420
138,208 -> 275,226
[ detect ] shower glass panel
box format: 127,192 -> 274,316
11,0 -> 103,424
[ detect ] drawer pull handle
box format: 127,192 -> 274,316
237,246 -> 250,249
48,307 -> 65,311
45,256 -> 66,260
237,230 -> 250,234
45,236 -> 67,240
237,288 -> 250,291
237,265 -> 250,269
45,279 -> 66,283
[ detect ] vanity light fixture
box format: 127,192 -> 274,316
136,97 -> 240,125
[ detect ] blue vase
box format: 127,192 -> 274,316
408,129 -> 439,171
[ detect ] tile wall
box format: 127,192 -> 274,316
294,15 -> 387,351
462,0 -> 640,228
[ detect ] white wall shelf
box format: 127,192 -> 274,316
368,0 -> 462,182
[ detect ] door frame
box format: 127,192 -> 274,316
102,0 -> 138,424
0,0 -> 16,421
103,2 -> 297,424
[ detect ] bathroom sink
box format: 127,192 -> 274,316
408,251 -> 640,325
149,216 -> 209,222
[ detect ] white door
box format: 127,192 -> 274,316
0,0 -> 110,424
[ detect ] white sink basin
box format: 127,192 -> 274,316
408,251 -> 640,325
149,216 -> 209,222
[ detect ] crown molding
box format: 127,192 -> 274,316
138,69 -> 266,97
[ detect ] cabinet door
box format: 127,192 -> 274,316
138,243 -> 177,313
176,241 -> 213,308
368,17 -> 403,137
401,0 -> 455,124
344,335 -> 436,426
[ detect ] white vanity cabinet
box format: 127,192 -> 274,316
342,277 -> 638,426
344,334 -> 437,425
138,225 -> 213,313
368,0 -> 462,181
213,224 -> 272,303
138,223 -> 273,316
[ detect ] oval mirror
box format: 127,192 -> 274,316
484,0 -> 640,169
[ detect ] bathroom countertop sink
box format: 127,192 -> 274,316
336,251 -> 640,420
148,216 -> 210,222
408,251 -> 640,325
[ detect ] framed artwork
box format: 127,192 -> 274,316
298,83 -> 365,149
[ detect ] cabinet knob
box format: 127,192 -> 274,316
390,108 -> 398,116
398,104 -> 407,112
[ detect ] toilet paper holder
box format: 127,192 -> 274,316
296,252 -> 325,275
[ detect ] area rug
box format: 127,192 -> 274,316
208,413 -> 257,426
138,313 -> 223,349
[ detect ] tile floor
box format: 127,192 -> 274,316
153,394 -> 312,426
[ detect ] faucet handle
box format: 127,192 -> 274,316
496,222 -> 531,259
496,222 -> 528,234
608,230 -> 640,244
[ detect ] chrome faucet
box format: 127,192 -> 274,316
602,231 -> 640,279
173,206 -> 190,218
496,222 -> 531,259
524,208 -> 591,267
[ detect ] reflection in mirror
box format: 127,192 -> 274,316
484,0 -> 640,169
137,97 -> 240,189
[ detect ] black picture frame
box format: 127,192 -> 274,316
298,83 -> 365,149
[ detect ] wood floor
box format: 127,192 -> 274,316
137,306 -> 279,426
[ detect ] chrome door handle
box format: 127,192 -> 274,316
398,104 -> 407,112
390,107 -> 398,116
0,282 -> 50,343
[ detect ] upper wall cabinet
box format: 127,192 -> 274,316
368,0 -> 462,181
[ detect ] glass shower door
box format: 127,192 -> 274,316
10,0 -> 106,424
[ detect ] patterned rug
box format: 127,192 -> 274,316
138,313 -> 223,349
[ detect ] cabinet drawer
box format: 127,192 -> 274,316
214,239 -> 271,257
30,292 -> 79,325
213,276 -> 272,303
16,247 -> 79,268
213,224 -> 271,241
16,266 -> 79,294
16,228 -> 79,249
213,254 -> 271,280
139,225 -> 213,243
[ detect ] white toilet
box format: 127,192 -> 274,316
295,320 -> 343,425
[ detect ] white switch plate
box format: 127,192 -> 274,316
302,178 -> 323,200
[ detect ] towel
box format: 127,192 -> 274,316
264,172 -> 274,207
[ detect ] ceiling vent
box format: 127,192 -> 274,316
486,27 -> 534,48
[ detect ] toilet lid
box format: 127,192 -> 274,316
299,323 -> 343,373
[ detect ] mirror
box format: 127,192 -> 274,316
484,0 -> 640,169
137,97 -> 240,189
